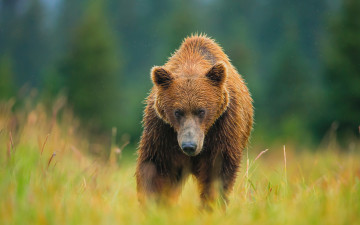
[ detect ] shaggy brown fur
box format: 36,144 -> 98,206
136,34 -> 253,209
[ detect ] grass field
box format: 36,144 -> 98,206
1,100 -> 359,225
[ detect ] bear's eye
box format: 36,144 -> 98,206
196,109 -> 206,118
174,109 -> 184,119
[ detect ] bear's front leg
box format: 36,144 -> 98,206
219,151 -> 241,207
198,178 -> 219,211
193,155 -> 224,211
136,160 -> 182,205
194,151 -> 240,211
136,161 -> 162,203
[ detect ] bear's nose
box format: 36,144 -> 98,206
181,142 -> 197,155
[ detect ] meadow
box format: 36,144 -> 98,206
0,100 -> 359,225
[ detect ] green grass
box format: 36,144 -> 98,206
0,101 -> 359,225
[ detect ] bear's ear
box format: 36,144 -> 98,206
205,62 -> 227,86
151,66 -> 173,88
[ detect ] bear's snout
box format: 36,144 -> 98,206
177,120 -> 204,156
181,142 -> 197,156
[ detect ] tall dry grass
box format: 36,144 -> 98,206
0,99 -> 359,225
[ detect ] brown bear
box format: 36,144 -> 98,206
136,34 -> 253,209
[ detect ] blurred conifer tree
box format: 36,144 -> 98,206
264,19 -> 316,144
325,0 -> 360,140
15,0 -> 48,87
0,56 -> 16,99
60,0 -> 121,130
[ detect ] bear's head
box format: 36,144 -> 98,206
151,62 -> 230,156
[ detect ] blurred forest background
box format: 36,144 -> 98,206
0,0 -> 359,150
